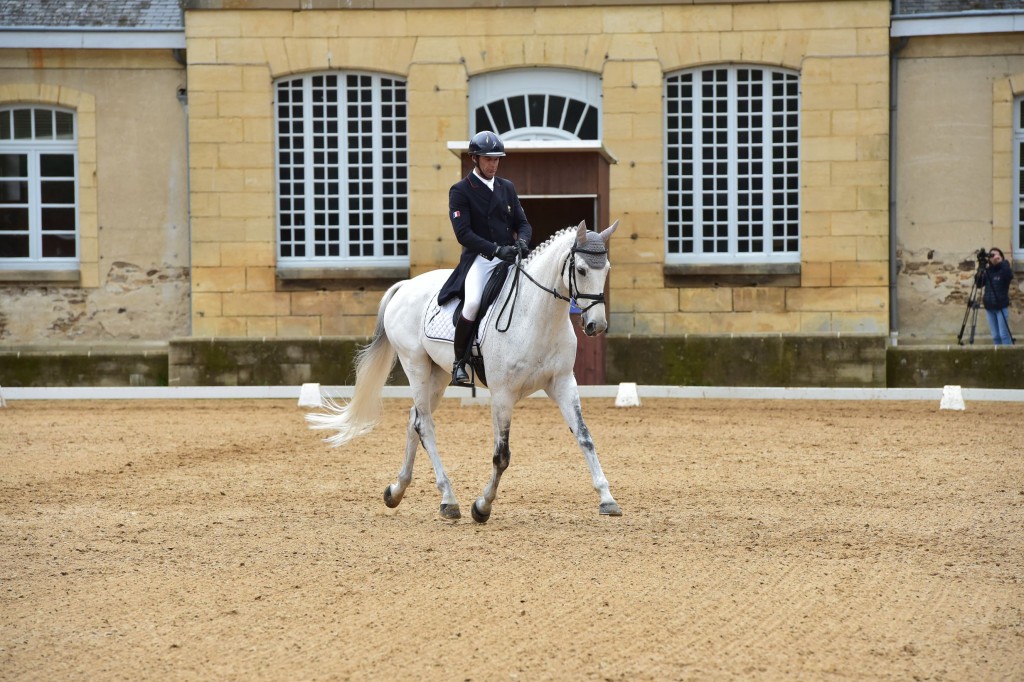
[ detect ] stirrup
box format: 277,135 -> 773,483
451,361 -> 473,387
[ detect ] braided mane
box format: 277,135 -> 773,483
523,225 -> 578,264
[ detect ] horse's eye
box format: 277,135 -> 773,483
576,267 -> 587,276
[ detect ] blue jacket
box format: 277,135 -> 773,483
979,259 -> 1014,310
438,172 -> 532,305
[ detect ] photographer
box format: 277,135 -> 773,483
975,247 -> 1015,345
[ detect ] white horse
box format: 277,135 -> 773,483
306,220 -> 622,523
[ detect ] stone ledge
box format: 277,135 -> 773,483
276,265 -> 409,291
0,269 -> 80,284
0,348 -> 168,387
887,344 -> 1024,389
663,262 -> 802,288
605,333 -> 888,388
3,336 -> 1021,389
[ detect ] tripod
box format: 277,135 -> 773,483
998,306 -> 1017,345
957,265 -> 984,345
958,266 -> 1018,345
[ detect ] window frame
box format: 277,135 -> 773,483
0,105 -> 79,271
1013,96 -> 1024,259
469,68 -> 602,141
664,65 -> 801,266
273,71 -> 409,270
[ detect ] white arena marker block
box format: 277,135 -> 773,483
939,385 -> 965,411
615,382 -> 641,408
298,382 -> 323,408
0,385 -> 6,408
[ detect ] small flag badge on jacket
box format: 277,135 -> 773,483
452,210 -> 461,218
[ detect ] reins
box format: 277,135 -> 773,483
494,243 -> 608,333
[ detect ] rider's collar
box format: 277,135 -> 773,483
473,168 -> 495,191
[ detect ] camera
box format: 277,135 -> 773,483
976,248 -> 989,266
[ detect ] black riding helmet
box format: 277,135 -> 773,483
469,130 -> 505,157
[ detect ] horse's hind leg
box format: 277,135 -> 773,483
382,404 -> 423,509
384,363 -> 461,519
471,396 -> 513,523
548,375 -> 622,516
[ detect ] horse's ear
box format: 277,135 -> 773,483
600,219 -> 620,244
576,220 -> 588,247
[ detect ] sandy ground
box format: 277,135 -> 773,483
0,396 -> 1022,681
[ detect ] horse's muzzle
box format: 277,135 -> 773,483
584,320 -> 607,336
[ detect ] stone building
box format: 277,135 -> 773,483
1,0 -> 1022,388
892,0 -> 1024,343
182,1 -> 891,343
0,0 -> 189,347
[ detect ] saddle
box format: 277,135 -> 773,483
423,262 -> 511,387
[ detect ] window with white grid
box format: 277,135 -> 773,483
665,66 -> 800,263
0,106 -> 78,269
1014,96 -> 1024,258
275,72 -> 408,265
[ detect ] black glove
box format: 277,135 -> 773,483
495,245 -> 518,263
514,239 -> 529,259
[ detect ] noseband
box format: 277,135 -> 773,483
561,246 -> 608,313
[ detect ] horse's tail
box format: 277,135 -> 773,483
305,281 -> 404,447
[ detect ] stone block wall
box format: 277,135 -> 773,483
184,1 -> 892,340
888,345 -> 1024,388
0,50 -> 190,344
894,33 -> 1024,343
167,337 -> 406,386
0,347 -> 168,387
605,334 -> 889,388
3,337 -> 1022,389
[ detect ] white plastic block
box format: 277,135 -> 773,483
939,384 -> 965,411
298,382 -> 323,408
614,382 -> 641,408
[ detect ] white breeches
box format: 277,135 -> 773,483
462,254 -> 503,321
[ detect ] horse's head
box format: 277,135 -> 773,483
565,219 -> 618,336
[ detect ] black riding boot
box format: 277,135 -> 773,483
451,315 -> 474,386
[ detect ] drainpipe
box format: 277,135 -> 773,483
173,47 -> 192,337
889,35 -> 909,346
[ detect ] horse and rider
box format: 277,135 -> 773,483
439,130 -> 532,387
307,129 -> 622,522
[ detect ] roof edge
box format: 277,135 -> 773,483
0,29 -> 185,50
891,11 -> 1024,37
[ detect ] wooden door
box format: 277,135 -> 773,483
461,151 -> 610,384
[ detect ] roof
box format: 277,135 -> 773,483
893,0 -> 1024,36
0,0 -> 184,49
895,0 -> 1024,15
0,0 -> 183,30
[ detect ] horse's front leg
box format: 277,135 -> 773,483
471,399 -> 513,523
548,376 -> 622,516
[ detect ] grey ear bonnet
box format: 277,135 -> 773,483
577,231 -> 609,269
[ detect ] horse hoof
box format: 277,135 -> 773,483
599,501 -> 622,516
471,501 -> 490,524
383,485 -> 401,509
439,503 -> 461,520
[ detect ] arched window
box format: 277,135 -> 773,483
665,66 -> 800,263
0,106 -> 78,268
470,68 -> 601,141
274,72 -> 408,265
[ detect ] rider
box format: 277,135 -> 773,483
437,130 -> 532,386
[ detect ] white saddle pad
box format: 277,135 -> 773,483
423,292 -> 499,348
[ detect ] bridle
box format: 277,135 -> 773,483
495,243 -> 608,332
